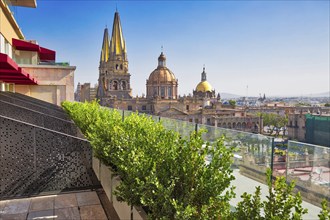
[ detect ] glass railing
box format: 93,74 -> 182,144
198,124 -> 273,170
286,141 -> 330,201
106,107 -> 330,207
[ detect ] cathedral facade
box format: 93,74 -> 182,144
91,11 -> 262,133
97,12 -> 132,100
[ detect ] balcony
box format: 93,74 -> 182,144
0,95 -> 329,219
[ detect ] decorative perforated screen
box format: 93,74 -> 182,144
0,116 -> 98,199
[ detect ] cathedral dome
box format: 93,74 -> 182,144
147,52 -> 177,84
148,68 -> 176,84
146,52 -> 178,99
195,67 -> 213,92
196,80 -> 212,92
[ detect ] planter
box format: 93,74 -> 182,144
92,156 -> 147,220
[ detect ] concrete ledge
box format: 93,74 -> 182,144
92,156 -> 147,220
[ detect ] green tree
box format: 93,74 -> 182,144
229,99 -> 236,107
257,112 -> 288,137
232,169 -> 308,220
318,200 -> 330,220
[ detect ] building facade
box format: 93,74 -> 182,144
0,0 -> 76,105
81,11 -> 262,133
287,112 -> 330,147
97,12 -> 132,100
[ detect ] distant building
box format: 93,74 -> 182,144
74,10 -> 262,133
0,0 -> 76,105
287,112 -> 330,147
75,82 -> 97,102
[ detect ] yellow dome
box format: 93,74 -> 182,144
196,81 -> 212,92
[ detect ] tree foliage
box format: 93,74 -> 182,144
62,101 -> 322,220
257,112 -> 288,137
62,101 -> 235,219
318,200 -> 330,220
232,169 -> 308,220
229,99 -> 236,107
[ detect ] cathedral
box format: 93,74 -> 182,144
88,11 -> 261,132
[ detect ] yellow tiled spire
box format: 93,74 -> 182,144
110,12 -> 126,57
100,27 -> 110,62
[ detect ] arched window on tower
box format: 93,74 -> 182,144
120,64 -> 123,70
116,64 -> 119,70
113,81 -> 118,90
121,81 -> 126,90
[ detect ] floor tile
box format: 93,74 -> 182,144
54,194 -> 77,209
54,207 -> 80,220
2,198 -> 30,214
0,200 -> 7,212
80,205 -> 107,220
0,212 -> 27,220
27,209 -> 54,220
30,196 -> 55,211
75,191 -> 100,206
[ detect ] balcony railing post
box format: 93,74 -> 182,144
270,137 -> 275,182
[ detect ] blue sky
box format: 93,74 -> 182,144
14,0 -> 329,97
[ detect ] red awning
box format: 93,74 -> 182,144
0,53 -> 19,71
0,53 -> 38,85
12,38 -> 39,52
12,38 -> 56,62
39,47 -> 56,61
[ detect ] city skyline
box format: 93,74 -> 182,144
15,1 -> 329,97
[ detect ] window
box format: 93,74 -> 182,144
153,87 -> 158,97
161,87 -> 165,98
195,119 -> 199,123
189,119 -> 193,122
113,81 -> 118,90
128,105 -> 132,110
168,87 -> 172,97
120,64 -> 123,70
142,105 -> 146,111
116,64 -> 119,70
121,81 -> 126,90
186,105 -> 189,111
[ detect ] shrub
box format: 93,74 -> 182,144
232,169 -> 308,220
62,101 -> 235,219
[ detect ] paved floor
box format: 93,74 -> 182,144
231,169 -> 322,220
0,191 -> 108,220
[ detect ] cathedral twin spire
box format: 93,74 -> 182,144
100,12 -> 127,63
97,10 -> 132,100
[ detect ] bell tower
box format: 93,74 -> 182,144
97,11 -> 132,99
